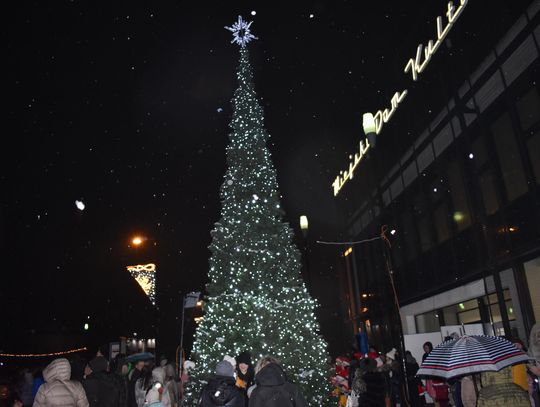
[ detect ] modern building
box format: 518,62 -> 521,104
334,1 -> 539,351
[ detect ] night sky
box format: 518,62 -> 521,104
3,1 -> 532,356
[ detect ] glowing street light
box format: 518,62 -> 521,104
362,112 -> 377,147
132,236 -> 143,246
300,215 -> 309,238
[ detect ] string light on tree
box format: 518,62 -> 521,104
184,16 -> 330,406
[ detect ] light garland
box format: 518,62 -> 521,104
127,263 -> 156,305
0,347 -> 87,358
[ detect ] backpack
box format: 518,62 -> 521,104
209,381 -> 231,405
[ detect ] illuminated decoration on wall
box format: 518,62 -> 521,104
0,347 -> 87,358
404,0 -> 468,81
332,0 -> 467,196
127,263 -> 156,305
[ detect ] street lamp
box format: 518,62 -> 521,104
362,112 -> 377,148
300,215 -> 309,237
132,236 -> 144,246
299,215 -> 311,290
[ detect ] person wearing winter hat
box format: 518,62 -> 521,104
199,360 -> 244,407
149,367 -> 172,407
223,355 -> 237,370
350,357 -> 386,407
145,382 -> 165,407
83,355 -> 125,407
235,351 -> 255,399
385,348 -> 397,361
249,356 -> 308,407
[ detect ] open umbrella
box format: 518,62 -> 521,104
417,335 -> 530,379
125,352 -> 155,363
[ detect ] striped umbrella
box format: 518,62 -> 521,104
417,335 -> 530,379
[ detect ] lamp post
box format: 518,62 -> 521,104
380,226 -> 410,406
299,215 -> 311,290
363,112 -> 377,148
178,292 -> 202,377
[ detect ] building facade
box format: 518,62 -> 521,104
335,2 -> 540,350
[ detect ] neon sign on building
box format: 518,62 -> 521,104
332,0 -> 468,196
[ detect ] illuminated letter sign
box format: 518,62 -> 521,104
332,0 -> 466,196
404,0 -> 468,81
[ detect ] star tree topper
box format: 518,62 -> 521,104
225,15 -> 257,47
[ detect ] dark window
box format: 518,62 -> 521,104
516,88 -> 540,131
472,136 -> 489,168
418,217 -> 434,251
434,203 -> 451,243
447,160 -> 472,231
491,113 -> 528,201
479,169 -> 500,215
401,210 -> 418,262
414,193 -> 434,251
527,129 -> 540,184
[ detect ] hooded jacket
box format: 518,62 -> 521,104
33,358 -> 89,407
199,376 -> 244,407
476,367 -> 530,407
248,364 -> 307,407
83,358 -> 125,407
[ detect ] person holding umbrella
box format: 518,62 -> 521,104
528,323 -> 540,407
476,366 -> 530,407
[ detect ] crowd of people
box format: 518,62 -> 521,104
0,323 -> 539,407
330,323 -> 540,407
0,350 -> 306,407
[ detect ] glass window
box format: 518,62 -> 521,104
479,169 -> 500,215
418,216 -> 434,252
416,311 -> 440,333
442,304 -> 459,326
524,257 -> 540,323
516,88 -> 540,130
447,160 -> 472,231
458,308 -> 482,324
472,136 -> 489,168
401,210 -> 418,261
491,113 -> 528,201
434,203 -> 451,243
527,129 -> 540,184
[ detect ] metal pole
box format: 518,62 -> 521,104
179,294 -> 186,378
381,226 -> 410,407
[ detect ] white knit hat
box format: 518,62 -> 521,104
386,348 -> 397,360
223,355 -> 237,368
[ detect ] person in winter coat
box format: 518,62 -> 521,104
235,352 -> 254,400
477,367 -> 530,407
18,369 -> 34,406
163,365 -> 179,407
351,357 -> 386,407
528,323 -> 540,407
199,360 -> 245,407
422,342 -> 433,363
135,367 -> 171,407
33,358 -> 89,407
83,356 -> 125,407
248,356 -> 307,407
144,383 -> 164,407
129,361 -> 147,407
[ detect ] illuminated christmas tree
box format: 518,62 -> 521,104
184,16 -> 330,406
